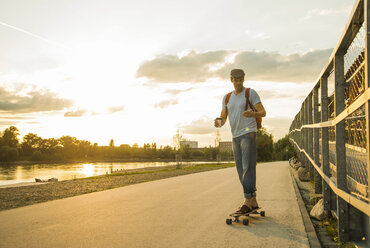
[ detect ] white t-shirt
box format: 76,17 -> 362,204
222,87 -> 261,138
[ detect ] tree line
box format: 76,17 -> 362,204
0,126 -> 294,163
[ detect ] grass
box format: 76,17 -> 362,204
320,218 -> 339,244
82,162 -> 235,179
292,167 -> 358,248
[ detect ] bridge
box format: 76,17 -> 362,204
289,0 -> 370,244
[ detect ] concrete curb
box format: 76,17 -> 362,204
290,168 -> 322,248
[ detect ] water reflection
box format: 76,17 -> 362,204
0,165 -> 17,180
15,166 -> 24,182
81,164 -> 95,177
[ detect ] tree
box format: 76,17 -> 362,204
78,140 -> 92,158
59,136 -> 79,159
203,146 -> 219,160
180,144 -> 191,159
20,133 -> 42,156
31,150 -> 44,161
109,139 -> 115,147
257,128 -> 274,162
273,135 -> 294,161
159,145 -> 174,159
41,138 -> 60,154
1,126 -> 20,148
172,129 -> 184,151
0,146 -> 18,161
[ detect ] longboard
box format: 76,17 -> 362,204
226,207 -> 265,225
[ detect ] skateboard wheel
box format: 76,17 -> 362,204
226,219 -> 232,225
261,211 -> 265,217
243,219 -> 249,225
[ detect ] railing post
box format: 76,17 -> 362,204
298,107 -> 301,162
308,93 -> 314,181
300,106 -> 304,164
334,51 -> 349,242
321,76 -> 331,212
302,103 -> 305,164
313,86 -> 322,193
304,98 -> 309,170
365,0 -> 370,242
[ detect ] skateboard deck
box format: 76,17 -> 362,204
226,207 -> 265,225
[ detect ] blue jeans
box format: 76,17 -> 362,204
232,132 -> 257,199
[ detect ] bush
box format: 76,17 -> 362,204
273,135 -> 294,161
0,146 -> 19,162
31,150 -> 44,161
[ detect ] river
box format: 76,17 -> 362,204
0,161 -> 230,186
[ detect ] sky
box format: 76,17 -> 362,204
0,0 -> 356,147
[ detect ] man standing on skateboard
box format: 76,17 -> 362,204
214,69 -> 266,214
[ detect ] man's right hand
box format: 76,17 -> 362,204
214,118 -> 224,128
215,109 -> 228,128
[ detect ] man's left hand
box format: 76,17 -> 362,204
242,110 -> 255,117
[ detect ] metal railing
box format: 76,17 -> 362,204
289,0 -> 370,243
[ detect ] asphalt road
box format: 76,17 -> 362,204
0,161 -> 309,248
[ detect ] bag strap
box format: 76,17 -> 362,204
225,91 -> 232,112
245,88 -> 255,111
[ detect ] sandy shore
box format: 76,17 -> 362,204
0,163 -> 234,211
0,182 -> 50,189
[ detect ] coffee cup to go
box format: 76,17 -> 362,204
216,117 -> 223,127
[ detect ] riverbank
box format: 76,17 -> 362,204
0,158 -> 233,166
0,162 -> 235,211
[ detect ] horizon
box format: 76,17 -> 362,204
1,124 -> 283,148
0,0 -> 355,147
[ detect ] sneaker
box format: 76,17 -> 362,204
250,197 -> 259,209
234,204 -> 252,214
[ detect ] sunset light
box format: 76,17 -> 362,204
0,0 -> 353,147
1,1 -> 366,247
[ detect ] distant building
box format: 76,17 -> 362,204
219,141 -> 233,152
180,141 -> 198,149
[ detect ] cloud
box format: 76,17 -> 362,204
0,120 -> 18,126
163,87 -> 194,95
107,105 -> 125,114
216,49 -> 333,82
136,50 -> 235,83
179,118 -> 215,135
81,106 -> 125,116
136,49 -> 332,83
154,99 -> 179,109
258,89 -> 307,100
25,121 -> 40,125
263,117 -> 293,140
0,116 -> 34,120
0,86 -> 74,113
64,109 -> 87,117
300,6 -> 352,21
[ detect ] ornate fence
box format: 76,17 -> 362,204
289,0 -> 370,243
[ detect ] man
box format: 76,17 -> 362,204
214,68 -> 266,214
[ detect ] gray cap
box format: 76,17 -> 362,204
230,69 -> 245,78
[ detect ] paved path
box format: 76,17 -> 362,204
0,161 -> 309,248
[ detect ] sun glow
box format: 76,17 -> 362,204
81,164 -> 95,177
